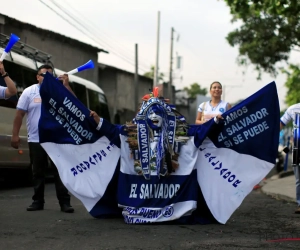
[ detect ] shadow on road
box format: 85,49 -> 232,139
0,169 -> 54,190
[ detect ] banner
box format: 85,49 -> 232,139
192,82 -> 280,223
39,73 -> 279,224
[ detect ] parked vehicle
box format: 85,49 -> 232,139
0,40 -> 110,184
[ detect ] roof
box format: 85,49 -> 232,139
0,13 -> 108,53
98,63 -> 153,82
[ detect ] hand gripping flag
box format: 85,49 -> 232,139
39,73 -> 279,224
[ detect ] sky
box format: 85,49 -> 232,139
1,0 -> 294,109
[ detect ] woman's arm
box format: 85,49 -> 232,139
195,111 -> 205,125
226,103 -> 232,111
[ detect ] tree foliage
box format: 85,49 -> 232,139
281,64 -> 300,106
143,65 -> 165,81
224,0 -> 300,78
183,83 -> 207,98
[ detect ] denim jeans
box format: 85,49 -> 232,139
294,166 -> 300,206
28,142 -> 71,205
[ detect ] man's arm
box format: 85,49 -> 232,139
11,110 -> 26,149
0,62 -> 17,98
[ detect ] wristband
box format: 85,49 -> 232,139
2,72 -> 9,78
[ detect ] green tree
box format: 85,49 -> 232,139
223,0 -> 300,78
281,64 -> 300,106
183,83 -> 207,98
143,65 -> 164,81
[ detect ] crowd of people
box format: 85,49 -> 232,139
1,59 -> 300,215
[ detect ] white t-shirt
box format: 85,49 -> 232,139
0,86 -> 6,99
17,84 -> 42,142
198,100 -> 229,122
280,103 -> 300,126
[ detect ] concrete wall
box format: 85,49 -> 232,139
175,91 -> 210,124
1,14 -> 99,84
98,64 -> 153,123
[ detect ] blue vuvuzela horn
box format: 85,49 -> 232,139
0,33 -> 20,61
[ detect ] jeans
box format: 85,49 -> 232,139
28,142 -> 71,205
294,165 -> 300,206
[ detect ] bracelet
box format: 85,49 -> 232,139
2,72 -> 9,78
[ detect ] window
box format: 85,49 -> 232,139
71,82 -> 87,106
88,89 -> 110,121
22,68 -> 36,89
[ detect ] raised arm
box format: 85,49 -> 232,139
57,74 -> 76,97
0,61 -> 17,98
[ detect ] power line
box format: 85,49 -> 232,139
61,0 -> 153,68
39,0 -> 149,73
50,0 -> 150,70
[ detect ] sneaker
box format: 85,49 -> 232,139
27,202 -> 44,211
60,204 -> 74,213
295,207 -> 300,214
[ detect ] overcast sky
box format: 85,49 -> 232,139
1,0 -> 293,109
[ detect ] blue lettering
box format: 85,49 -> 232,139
214,162 -> 222,170
96,152 -> 102,161
71,168 -> 78,176
93,154 -> 98,163
220,169 -> 228,175
89,156 -> 96,165
70,145 -> 115,176
233,180 -> 242,187
100,150 -> 107,157
83,161 -> 90,169
204,151 -> 241,188
228,175 -> 235,182
80,163 -> 86,170
76,165 -> 83,173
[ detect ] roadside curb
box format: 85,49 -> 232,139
260,187 -> 297,204
278,170 -> 294,178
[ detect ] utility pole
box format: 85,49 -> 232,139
168,27 -> 174,102
153,11 -> 160,88
134,43 -> 139,111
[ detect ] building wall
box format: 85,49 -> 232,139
1,14 -> 99,84
98,64 -> 153,123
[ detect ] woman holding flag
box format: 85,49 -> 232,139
195,81 -> 231,125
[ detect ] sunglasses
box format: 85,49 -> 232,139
38,71 -> 53,77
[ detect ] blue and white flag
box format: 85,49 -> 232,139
39,73 -> 279,224
190,82 -> 279,224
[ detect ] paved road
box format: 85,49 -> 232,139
0,182 -> 300,250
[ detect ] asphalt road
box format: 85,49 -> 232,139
0,181 -> 300,250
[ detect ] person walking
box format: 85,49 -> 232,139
11,64 -> 74,213
280,103 -> 300,214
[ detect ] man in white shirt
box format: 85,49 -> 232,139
11,64 -> 74,213
0,61 -> 17,99
280,103 -> 300,213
